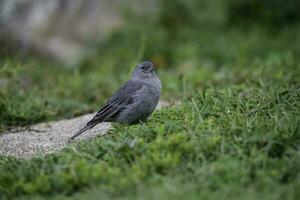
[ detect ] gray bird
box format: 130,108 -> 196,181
70,61 -> 162,140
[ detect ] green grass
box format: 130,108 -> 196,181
1,52 -> 299,199
0,0 -> 300,199
0,76 -> 299,199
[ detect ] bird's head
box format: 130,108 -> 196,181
132,61 -> 157,79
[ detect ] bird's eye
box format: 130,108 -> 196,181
141,66 -> 145,70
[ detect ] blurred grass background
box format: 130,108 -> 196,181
0,0 -> 300,199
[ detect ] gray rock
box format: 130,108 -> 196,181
0,113 -> 111,158
0,0 -> 158,65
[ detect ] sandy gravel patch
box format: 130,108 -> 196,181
0,100 -> 173,158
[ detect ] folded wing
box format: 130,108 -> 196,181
69,80 -> 144,140
87,80 -> 143,125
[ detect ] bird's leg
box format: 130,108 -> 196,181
138,119 -> 144,125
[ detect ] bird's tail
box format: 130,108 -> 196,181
69,124 -> 94,141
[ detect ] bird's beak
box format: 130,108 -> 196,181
151,65 -> 156,72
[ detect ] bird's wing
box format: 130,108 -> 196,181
86,80 -> 143,126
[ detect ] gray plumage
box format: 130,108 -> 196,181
70,61 -> 162,140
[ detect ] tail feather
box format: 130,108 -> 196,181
69,124 -> 94,141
